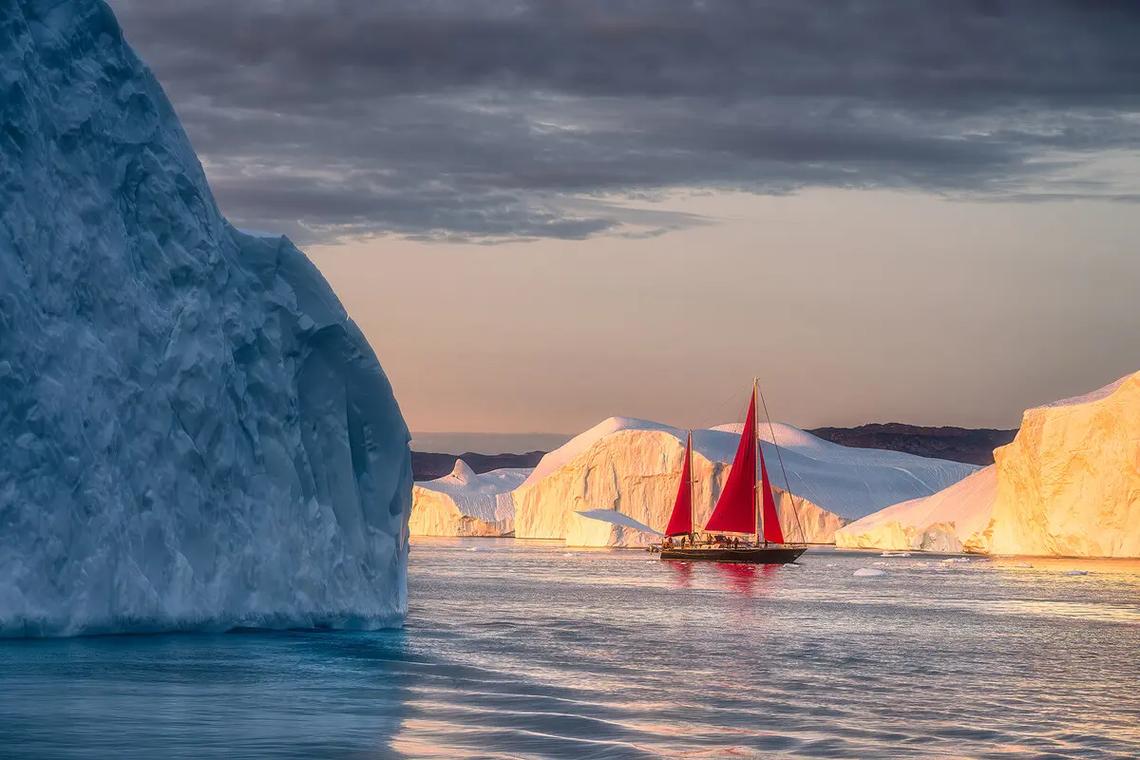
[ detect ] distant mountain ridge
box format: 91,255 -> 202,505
412,423 -> 1019,478
807,423 -> 1017,465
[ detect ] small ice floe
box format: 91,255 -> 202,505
941,557 -> 971,563
873,560 -> 889,566
783,563 -> 802,569
467,547 -> 479,552
563,552 -> 575,558
1064,569 -> 1089,576
824,563 -> 837,568
854,568 -> 887,578
880,552 -> 912,557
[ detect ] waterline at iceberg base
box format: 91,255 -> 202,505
0,0 -> 411,636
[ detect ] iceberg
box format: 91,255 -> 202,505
0,0 -> 411,636
836,371 -> 1140,558
409,460 -> 530,537
835,466 -> 998,553
512,417 -> 977,546
566,509 -> 663,548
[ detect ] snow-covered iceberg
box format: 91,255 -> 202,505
836,371 -> 1140,557
513,417 -> 977,546
410,460 -> 530,537
834,467 -> 998,553
0,1 -> 412,636
566,509 -> 663,548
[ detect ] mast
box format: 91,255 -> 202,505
753,378 -> 761,546
687,430 -> 694,540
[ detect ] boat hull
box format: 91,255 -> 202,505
659,546 -> 806,564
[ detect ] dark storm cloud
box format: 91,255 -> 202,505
108,0 -> 1140,242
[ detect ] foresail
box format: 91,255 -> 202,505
759,451 -> 784,543
664,433 -> 693,536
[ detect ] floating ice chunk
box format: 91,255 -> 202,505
1064,569 -> 1089,576
566,509 -> 664,547
880,552 -> 912,557
854,568 -> 887,577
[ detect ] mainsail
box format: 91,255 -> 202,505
704,390 -> 759,534
664,431 -> 693,537
703,384 -> 787,542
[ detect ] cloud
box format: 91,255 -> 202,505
109,0 -> 1140,242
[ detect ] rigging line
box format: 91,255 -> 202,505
710,384 -> 748,429
756,381 -> 807,546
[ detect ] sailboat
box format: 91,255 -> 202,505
656,380 -> 806,564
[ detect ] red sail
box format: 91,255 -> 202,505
664,432 -> 693,536
759,449 -> 785,543
704,392 -> 758,534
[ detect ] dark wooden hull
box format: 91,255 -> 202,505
659,546 -> 806,564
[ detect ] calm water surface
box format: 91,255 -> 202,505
2,540 -> 1139,758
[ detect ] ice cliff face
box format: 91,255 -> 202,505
836,371 -> 1140,557
988,372 -> 1140,557
513,417 -> 976,547
0,1 -> 411,636
409,460 -> 529,537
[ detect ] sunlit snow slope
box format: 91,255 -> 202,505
0,1 -> 411,636
837,371 -> 1140,557
410,460 -> 530,536
513,417 -> 976,546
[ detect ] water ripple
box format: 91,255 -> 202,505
2,544 -> 1139,758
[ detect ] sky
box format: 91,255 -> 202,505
109,0 -> 1140,445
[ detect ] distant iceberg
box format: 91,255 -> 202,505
410,460 -> 529,537
0,1 -> 411,636
836,466 -> 997,553
837,371 -> 1140,558
512,417 -> 977,547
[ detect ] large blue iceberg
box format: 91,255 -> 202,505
0,0 -> 412,636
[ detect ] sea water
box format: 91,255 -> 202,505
2,541 -> 1138,758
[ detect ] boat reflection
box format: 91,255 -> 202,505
664,560 -> 693,588
715,562 -> 778,596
